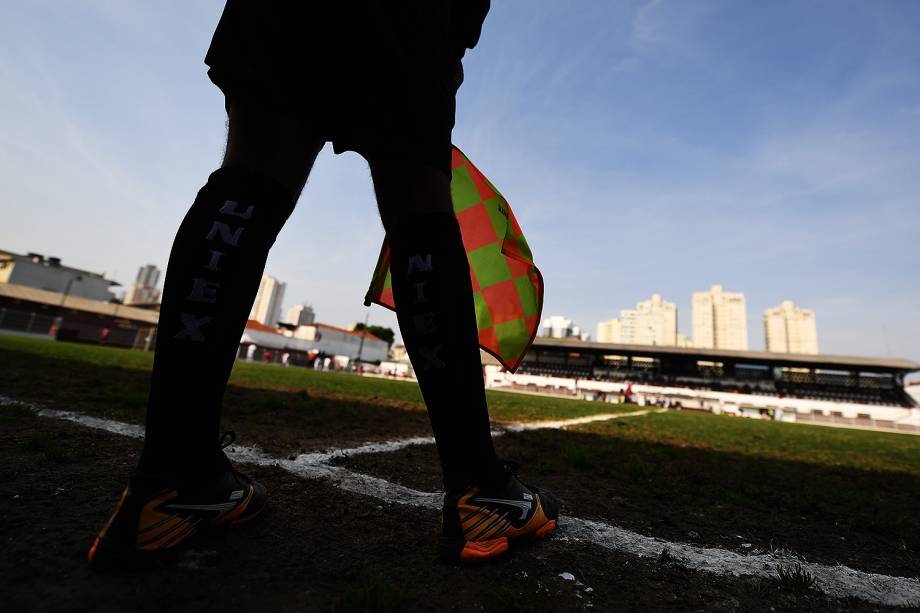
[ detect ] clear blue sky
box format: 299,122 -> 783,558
1,1 -> 918,360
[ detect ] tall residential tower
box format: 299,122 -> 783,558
764,300 -> 818,354
124,264 -> 161,305
692,285 -> 748,350
596,293 -> 677,346
249,275 -> 286,328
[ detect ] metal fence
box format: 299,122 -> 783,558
0,308 -> 59,336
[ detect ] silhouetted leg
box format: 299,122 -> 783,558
140,100 -> 323,480
371,160 -> 499,491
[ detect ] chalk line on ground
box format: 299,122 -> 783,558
291,408 -> 660,462
4,397 -> 918,607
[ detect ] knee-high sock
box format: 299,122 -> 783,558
140,167 -> 296,479
389,213 -> 498,490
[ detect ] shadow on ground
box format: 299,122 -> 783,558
0,410 -> 893,613
339,426 -> 920,579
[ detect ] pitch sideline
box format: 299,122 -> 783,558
3,398 -> 919,607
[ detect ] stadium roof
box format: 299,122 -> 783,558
0,249 -> 118,285
530,337 -> 920,373
0,282 -> 158,324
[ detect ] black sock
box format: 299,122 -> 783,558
389,213 -> 498,491
139,167 -> 296,479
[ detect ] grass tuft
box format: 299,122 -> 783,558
0,400 -> 38,422
776,561 -> 816,592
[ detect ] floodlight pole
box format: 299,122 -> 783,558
356,309 -> 370,366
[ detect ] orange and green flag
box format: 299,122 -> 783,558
365,146 -> 543,372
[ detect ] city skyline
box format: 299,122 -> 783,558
1,2 -> 918,360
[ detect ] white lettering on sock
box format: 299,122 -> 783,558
219,200 -> 255,219
413,281 -> 428,303
187,278 -> 221,303
407,254 -> 433,275
206,221 -> 244,247
419,345 -> 446,370
203,250 -> 225,272
413,313 -> 438,336
174,313 -> 212,342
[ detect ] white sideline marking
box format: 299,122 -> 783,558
502,408 -> 664,432
298,409 -> 660,462
5,398 -> 920,607
560,518 -> 919,607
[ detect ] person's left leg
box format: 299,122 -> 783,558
371,159 -> 558,563
371,160 -> 499,490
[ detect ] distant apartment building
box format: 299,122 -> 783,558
124,264 -> 161,305
0,249 -> 118,302
287,303 -> 315,327
596,293 -> 678,346
692,284 -> 748,350
596,318 -> 622,343
541,315 -> 589,341
249,275 -> 286,328
764,300 -> 818,354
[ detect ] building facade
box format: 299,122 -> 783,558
0,250 -> 118,302
596,293 -> 678,346
240,320 -> 388,364
764,300 -> 818,354
124,264 -> 161,305
541,315 -> 588,341
286,303 -> 315,326
692,284 -> 748,350
596,318 -> 622,343
249,275 -> 286,327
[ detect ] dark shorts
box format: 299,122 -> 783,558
205,1 -> 459,176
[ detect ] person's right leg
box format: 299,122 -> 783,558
90,100 -> 324,570
139,99 -> 323,479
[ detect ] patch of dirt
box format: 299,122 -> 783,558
338,428 -> 920,580
220,387 -> 434,458
0,410 -> 902,612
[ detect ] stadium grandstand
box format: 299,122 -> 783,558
485,338 -> 920,433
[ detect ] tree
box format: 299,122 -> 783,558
354,323 -> 395,348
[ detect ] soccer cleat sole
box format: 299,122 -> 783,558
88,501 -> 267,573
439,517 -> 557,563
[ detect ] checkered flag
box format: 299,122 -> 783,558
365,146 -> 544,372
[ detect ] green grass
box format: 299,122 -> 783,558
776,562 -> 816,593
577,410 -> 920,476
5,333 -> 920,569
505,409 -> 920,564
0,333 -> 631,422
